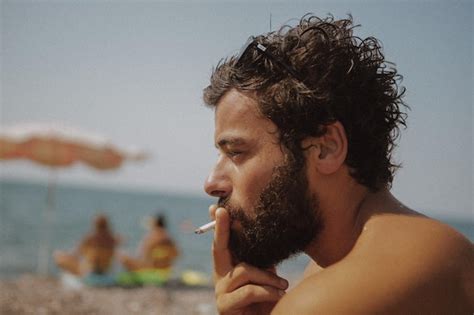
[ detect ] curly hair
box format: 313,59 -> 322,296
203,14 -> 408,191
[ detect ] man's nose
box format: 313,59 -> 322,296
204,165 -> 232,198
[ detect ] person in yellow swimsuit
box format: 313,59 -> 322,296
119,214 -> 179,280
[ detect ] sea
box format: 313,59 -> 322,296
0,179 -> 472,281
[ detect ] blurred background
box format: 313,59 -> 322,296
1,1 -> 472,282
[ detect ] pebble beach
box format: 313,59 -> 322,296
0,274 -> 216,315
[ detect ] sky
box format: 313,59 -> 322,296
0,1 -> 472,220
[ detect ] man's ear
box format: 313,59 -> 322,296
302,121 -> 348,175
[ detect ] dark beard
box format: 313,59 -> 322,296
218,153 -> 322,269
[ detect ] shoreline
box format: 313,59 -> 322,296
0,274 -> 216,315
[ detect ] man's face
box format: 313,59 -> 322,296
204,89 -> 321,269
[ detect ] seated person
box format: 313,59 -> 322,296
54,214 -> 120,276
120,214 -> 179,275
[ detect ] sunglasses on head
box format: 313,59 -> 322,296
235,36 -> 305,83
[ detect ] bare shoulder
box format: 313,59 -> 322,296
273,215 -> 474,314
364,214 -> 474,273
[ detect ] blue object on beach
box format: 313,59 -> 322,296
82,272 -> 116,287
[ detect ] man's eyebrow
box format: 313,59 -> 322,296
215,138 -> 246,148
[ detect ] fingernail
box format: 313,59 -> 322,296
216,207 -> 224,216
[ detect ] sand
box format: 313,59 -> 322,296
0,274 -> 216,315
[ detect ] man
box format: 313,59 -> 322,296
202,15 -> 473,314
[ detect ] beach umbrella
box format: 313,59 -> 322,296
0,122 -> 148,275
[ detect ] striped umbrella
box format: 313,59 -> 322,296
0,122 -> 148,274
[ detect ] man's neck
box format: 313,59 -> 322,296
305,183 -> 390,267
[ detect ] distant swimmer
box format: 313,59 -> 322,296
54,214 -> 120,276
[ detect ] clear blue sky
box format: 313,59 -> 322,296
1,1 -> 472,220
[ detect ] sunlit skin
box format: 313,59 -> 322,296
204,89 -> 474,314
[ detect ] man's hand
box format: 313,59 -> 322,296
210,205 -> 289,315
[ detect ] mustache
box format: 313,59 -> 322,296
217,197 -> 247,222
217,196 -> 232,209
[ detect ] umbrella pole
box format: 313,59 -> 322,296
37,169 -> 57,275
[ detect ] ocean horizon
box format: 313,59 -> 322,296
1,178 -> 472,280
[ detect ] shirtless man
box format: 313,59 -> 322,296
202,15 -> 474,314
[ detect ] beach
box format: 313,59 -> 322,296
0,274 -> 216,315
1,181 -> 472,314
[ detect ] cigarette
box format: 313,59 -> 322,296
194,220 -> 216,234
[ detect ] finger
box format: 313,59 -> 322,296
225,263 -> 289,293
218,285 -> 285,311
213,207 -> 233,278
266,266 -> 277,274
209,204 -> 218,220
